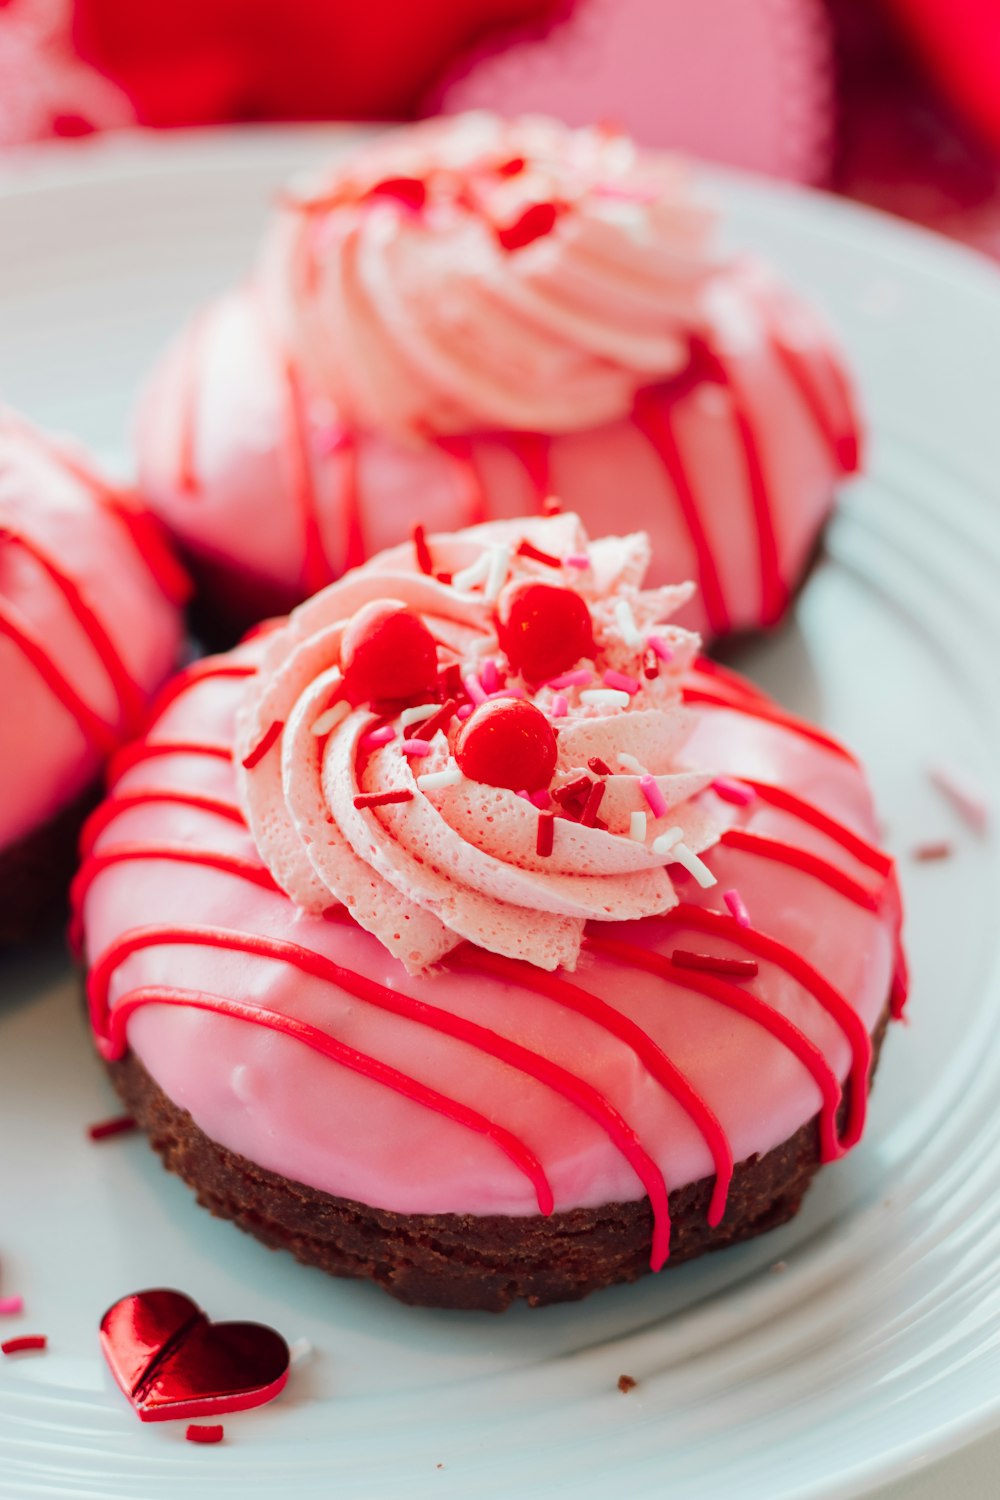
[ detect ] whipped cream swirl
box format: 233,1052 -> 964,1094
236,516 -> 722,973
261,112 -> 720,440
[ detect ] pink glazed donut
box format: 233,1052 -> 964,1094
0,409 -> 187,944
136,113 -> 862,642
77,515 -> 905,1309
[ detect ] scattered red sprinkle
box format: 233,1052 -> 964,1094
553,775 -> 593,808
241,720 -> 284,770
2,1336 -> 46,1356
642,648 -> 660,680
412,524 -> 434,576
367,176 -> 427,211
354,790 -> 415,810
413,699 -> 457,741
516,539 -> 561,568
496,200 -> 562,252
436,572 -> 453,586
618,1374 -> 637,1394
536,811 -> 555,857
542,495 -> 562,516
588,757 -> 612,776
913,840 -> 953,861
671,950 -> 759,979
438,663 -> 464,701
496,155 -> 526,177
579,780 -> 606,828
186,1424 -> 225,1445
87,1114 -> 137,1141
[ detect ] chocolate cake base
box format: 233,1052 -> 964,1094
0,786 -> 97,948
108,1005 -> 888,1312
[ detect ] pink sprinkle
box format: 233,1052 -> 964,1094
550,694 -> 569,718
646,635 -> 674,662
712,776 -> 757,806
639,774 -> 668,819
0,1297 -> 23,1317
928,762 -> 991,833
564,553 -> 590,569
547,669 -> 592,690
401,738 -> 431,757
360,725 -> 395,752
516,789 -> 531,801
724,888 -> 751,928
463,673 -> 487,706
480,659 -> 501,694
604,669 -> 640,695
456,703 -> 474,720
529,789 -> 552,810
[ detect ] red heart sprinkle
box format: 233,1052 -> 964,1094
100,1289 -> 289,1424
456,699 -> 557,792
341,601 -> 439,705
496,201 -> 562,252
497,582 -> 594,683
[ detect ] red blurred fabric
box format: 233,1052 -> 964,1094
72,0 -> 559,125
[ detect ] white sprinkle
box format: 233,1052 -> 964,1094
288,1337 -> 314,1364
580,688 -> 630,710
651,826 -> 683,856
617,752 -> 649,776
613,598 -> 644,648
452,551 -> 491,592
628,811 -> 647,842
484,545 -> 513,602
928,761 -> 991,832
417,761 -> 463,791
310,700 -> 349,736
400,702 -> 440,730
670,841 -> 717,888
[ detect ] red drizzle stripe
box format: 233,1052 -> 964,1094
720,829 -> 882,911
241,720 -> 284,770
281,353 -> 338,593
96,493 -> 191,607
891,942 -> 910,1020
772,337 -> 860,473
681,677 -> 857,764
108,738 -> 233,785
653,904 -> 873,1149
436,435 -> 488,526
741,781 -> 893,876
691,656 -> 771,701
508,432 -> 552,513
586,938 -> 845,1162
671,950 -> 759,979
5,529 -> 148,732
90,924 -> 685,1257
148,658 -> 256,721
0,600 -> 118,753
450,945 -> 733,1241
632,386 -> 731,637
101,984 -> 553,1216
80,789 -> 245,856
707,350 -> 788,628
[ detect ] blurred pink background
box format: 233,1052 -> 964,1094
2,0 -> 1000,257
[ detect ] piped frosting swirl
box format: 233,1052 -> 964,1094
236,515 -> 723,973
261,113 -> 720,439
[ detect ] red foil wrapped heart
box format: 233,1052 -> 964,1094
100,1289 -> 290,1423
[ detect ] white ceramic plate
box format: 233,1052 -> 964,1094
1,128 -> 999,1500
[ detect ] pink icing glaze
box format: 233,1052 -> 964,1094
78,520 -> 903,1240
134,116 -> 861,642
0,409 -> 186,852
